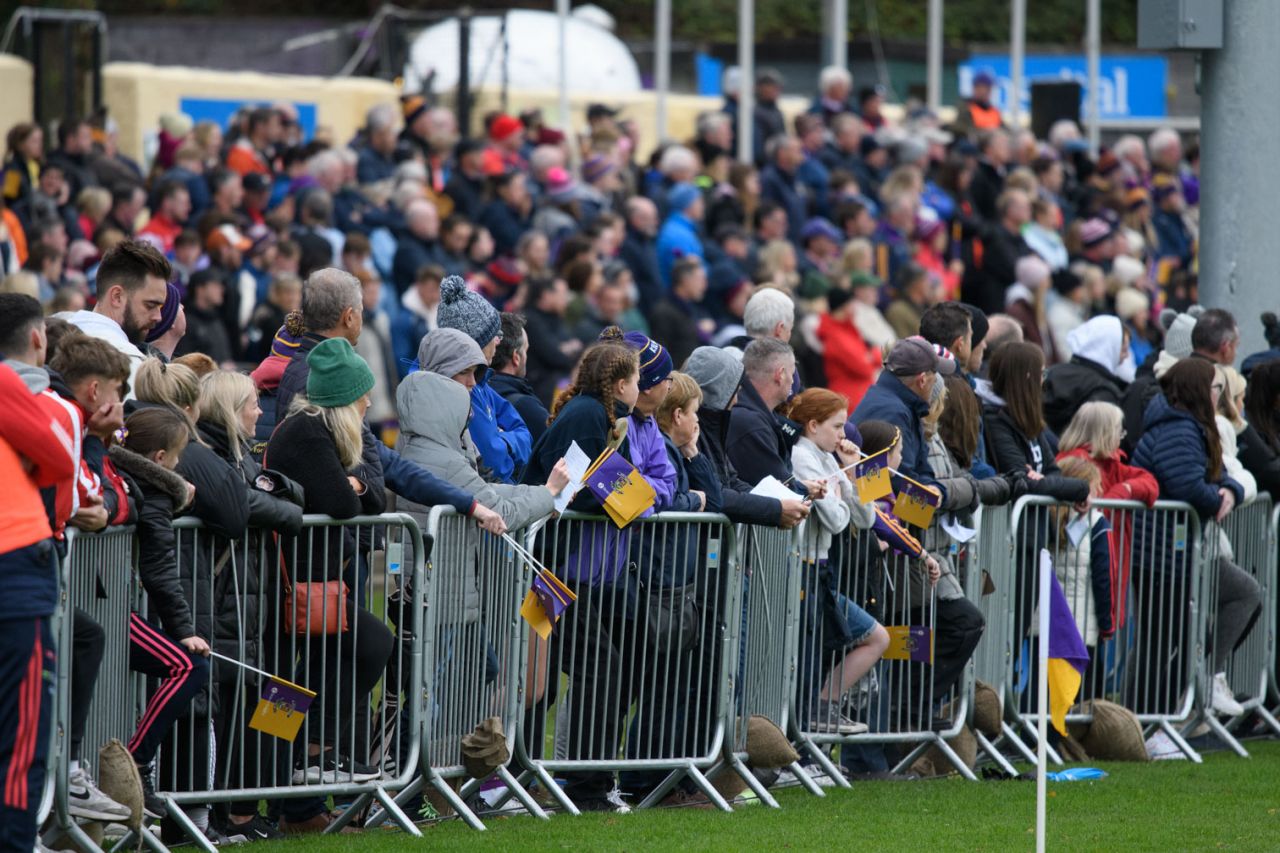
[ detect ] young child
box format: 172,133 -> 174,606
654,372 -> 722,518
1053,455 -> 1115,696
108,407 -> 212,815
789,388 -> 888,735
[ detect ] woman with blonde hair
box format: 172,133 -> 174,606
264,338 -> 394,814
756,239 -> 800,292
76,186 -> 113,242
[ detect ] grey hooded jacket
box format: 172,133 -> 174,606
397,370 -> 555,620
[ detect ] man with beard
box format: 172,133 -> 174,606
55,239 -> 170,396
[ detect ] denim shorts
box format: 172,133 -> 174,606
833,592 -> 879,649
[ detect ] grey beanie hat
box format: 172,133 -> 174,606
1160,304 -> 1204,360
418,327 -> 487,378
685,346 -> 745,412
437,274 -> 501,347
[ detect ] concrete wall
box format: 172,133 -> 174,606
0,55 -> 35,133
102,62 -> 399,162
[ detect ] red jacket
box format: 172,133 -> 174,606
817,312 -> 881,413
0,365 -> 78,555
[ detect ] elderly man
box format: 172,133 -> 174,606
809,64 -> 856,126
356,103 -> 400,184
391,199 -> 443,295
760,136 -> 808,244
820,113 -> 866,176
619,196 -> 663,315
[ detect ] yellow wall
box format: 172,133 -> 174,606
103,62 -> 399,162
0,55 -> 34,133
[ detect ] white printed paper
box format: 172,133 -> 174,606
750,474 -> 800,502
553,441 -> 593,514
940,514 -> 977,543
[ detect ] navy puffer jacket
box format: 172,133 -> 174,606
1130,393 -> 1243,579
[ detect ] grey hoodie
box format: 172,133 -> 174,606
417,328 -> 486,378
4,359 -> 50,393
397,370 -> 555,621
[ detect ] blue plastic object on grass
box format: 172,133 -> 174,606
1045,767 -> 1108,782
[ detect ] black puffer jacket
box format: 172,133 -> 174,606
107,446 -> 196,640
198,419 -> 304,685
1042,356 -> 1127,436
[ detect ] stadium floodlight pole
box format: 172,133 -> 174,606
926,0 -> 942,113
1201,0 -> 1280,363
828,0 -> 848,69
655,0 -> 671,141
1085,0 -> 1101,156
737,0 -> 754,164
1009,0 -> 1025,128
557,0 -> 570,137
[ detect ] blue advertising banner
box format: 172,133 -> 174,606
958,55 -> 1167,120
179,98 -> 318,140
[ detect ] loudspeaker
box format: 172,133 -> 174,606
1030,81 -> 1081,141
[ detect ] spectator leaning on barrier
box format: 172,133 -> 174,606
489,312 -> 550,444
727,337 -> 815,492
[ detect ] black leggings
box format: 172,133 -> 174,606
69,608 -> 105,762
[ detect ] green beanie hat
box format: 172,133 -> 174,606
306,337 -> 375,408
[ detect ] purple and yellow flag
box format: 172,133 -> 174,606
854,449 -> 893,504
248,677 -> 317,741
1044,552 -> 1090,736
892,480 -> 942,529
585,447 -> 656,529
883,626 -> 933,663
521,569 -> 577,641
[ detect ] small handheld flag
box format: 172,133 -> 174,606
892,479 -> 943,528
505,533 -> 578,640
584,447 -> 656,528
1041,550 -> 1090,736
248,677 -> 317,742
882,626 -> 933,663
854,447 -> 893,503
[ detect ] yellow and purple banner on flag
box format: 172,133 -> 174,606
892,480 -> 943,528
854,448 -> 893,504
248,677 -> 317,741
585,447 -> 656,528
882,625 -> 933,663
1044,552 -> 1090,736
521,568 -> 577,641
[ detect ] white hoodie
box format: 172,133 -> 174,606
1066,315 -> 1137,383
55,309 -> 147,398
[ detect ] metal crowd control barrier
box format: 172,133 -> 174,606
154,514 -> 427,850
370,507 -> 548,831
721,524 -> 805,805
966,504 -> 1034,773
1269,505 -> 1280,733
49,526 -> 154,853
1195,496 -> 1278,755
514,511 -> 739,814
1007,496 -> 1211,763
788,518 -> 975,782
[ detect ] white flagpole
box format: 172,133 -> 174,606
1036,548 -> 1051,853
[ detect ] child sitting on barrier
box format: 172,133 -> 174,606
789,389 -> 886,735
1049,456 -> 1115,698
108,407 -> 212,818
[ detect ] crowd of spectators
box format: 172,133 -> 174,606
1,60 -> 1277,844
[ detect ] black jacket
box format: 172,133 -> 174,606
521,393 -> 631,514
523,307 -> 579,406
174,304 -> 234,365
107,446 -> 196,640
648,297 -> 703,371
983,405 -> 1089,503
266,411 -> 386,582
961,222 -> 1029,317
1042,356 -> 1127,436
969,159 -> 1005,222
1236,423 -> 1280,498
619,227 -> 663,317
489,372 -> 550,444
698,406 -> 782,527
727,379 -> 796,489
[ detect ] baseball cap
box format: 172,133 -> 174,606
587,103 -> 619,121
886,335 -> 957,377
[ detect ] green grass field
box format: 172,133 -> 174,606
273,741 -> 1280,851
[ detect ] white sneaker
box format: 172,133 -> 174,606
66,766 -> 132,822
603,787 -> 632,814
1210,673 -> 1244,717
1144,730 -> 1187,760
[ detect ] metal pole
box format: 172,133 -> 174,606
829,0 -> 848,70
737,0 -> 754,164
1200,0 -> 1280,363
1085,0 -> 1101,155
457,7 -> 472,139
926,0 -> 943,113
655,0 -> 671,141
556,0 -> 570,136
499,12 -> 509,115
1009,0 -> 1025,127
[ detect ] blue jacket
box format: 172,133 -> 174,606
760,164 -> 807,244
851,371 -> 943,495
656,212 -> 704,287
391,232 -> 443,296
269,332 -> 476,515
620,227 -> 663,316
478,199 -> 532,257
726,379 -> 806,491
796,154 -> 830,217
1131,393 -> 1244,578
469,371 -> 533,484
1152,209 -> 1194,270
355,145 -> 397,184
